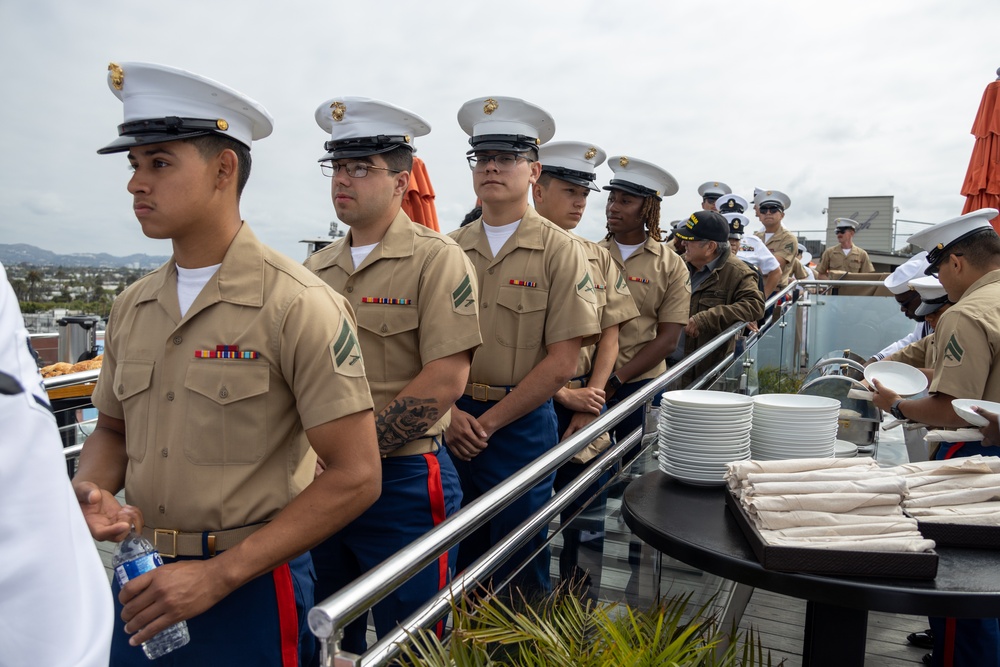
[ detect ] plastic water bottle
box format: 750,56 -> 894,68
112,528 -> 191,659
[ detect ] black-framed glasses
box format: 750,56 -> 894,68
320,162 -> 400,178
835,229 -> 848,235
759,205 -> 782,214
467,153 -> 532,171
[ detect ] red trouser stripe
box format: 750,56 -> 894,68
273,562 -> 299,667
942,442 -> 966,460
424,452 -> 449,638
944,617 -> 956,667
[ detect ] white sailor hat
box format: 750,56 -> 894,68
458,96 -> 555,154
757,189 -> 791,211
603,155 -> 679,200
834,218 -> 859,231
315,96 -> 429,161
797,243 -> 807,254
697,181 -> 732,199
908,275 -> 951,316
883,252 -> 930,295
907,208 -> 1000,274
802,251 -> 813,265
723,212 -> 749,238
717,194 -> 749,215
539,141 -> 606,191
752,187 -> 765,206
97,62 -> 273,155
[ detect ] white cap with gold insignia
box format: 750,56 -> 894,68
97,61 -> 273,155
458,96 -> 555,154
756,189 -> 791,211
603,155 -> 679,200
314,96 -> 430,161
907,208 -> 1000,274
539,141 -> 606,191
697,181 -> 732,199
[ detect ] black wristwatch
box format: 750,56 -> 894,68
607,374 -> 623,391
890,399 -> 907,421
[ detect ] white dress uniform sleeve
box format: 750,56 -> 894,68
872,321 -> 927,362
0,262 -> 113,667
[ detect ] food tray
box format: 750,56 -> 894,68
47,383 -> 96,400
725,490 -> 938,579
916,521 -> 1000,550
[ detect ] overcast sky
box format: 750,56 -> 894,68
1,1 -> 998,262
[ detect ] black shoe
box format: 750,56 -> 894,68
907,629 -> 934,650
922,652 -> 931,666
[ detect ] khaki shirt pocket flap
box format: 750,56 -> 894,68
184,362 -> 270,406
115,360 -> 154,400
356,304 -> 419,338
496,284 -> 548,314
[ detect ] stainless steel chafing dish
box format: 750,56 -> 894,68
798,374 -> 881,450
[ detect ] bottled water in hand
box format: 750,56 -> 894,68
112,528 -> 191,659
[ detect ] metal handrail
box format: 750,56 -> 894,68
308,285 -> 799,664
43,369 -> 100,389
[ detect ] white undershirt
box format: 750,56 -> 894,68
351,242 -> 379,269
842,247 -> 852,256
483,219 -> 520,257
764,232 -> 774,243
176,263 -> 221,318
616,240 -> 644,261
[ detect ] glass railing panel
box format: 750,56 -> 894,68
801,293 -> 916,366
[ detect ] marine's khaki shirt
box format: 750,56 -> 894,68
305,210 -> 482,437
755,225 -> 798,288
599,236 -> 691,382
574,238 -> 639,377
930,270 -> 1000,403
890,333 -> 936,369
92,224 -> 373,533
449,206 -> 600,386
817,245 -> 875,275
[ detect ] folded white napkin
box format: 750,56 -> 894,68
754,508 -> 908,531
763,520 -> 922,539
905,502 -> 1000,518
904,472 -> 1000,494
745,477 -> 908,498
747,492 -> 904,514
758,534 -> 936,552
925,428 -> 986,443
888,456 -> 1000,476
904,487 -> 1000,508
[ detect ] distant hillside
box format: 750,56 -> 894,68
0,244 -> 169,269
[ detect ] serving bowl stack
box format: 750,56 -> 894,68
658,390 -> 753,486
750,394 -> 840,460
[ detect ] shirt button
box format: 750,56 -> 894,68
158,505 -> 165,514
161,448 -> 168,457
173,335 -> 182,345
219,387 -> 229,399
483,302 -> 489,309
488,268 -> 494,275
380,324 -> 388,333
517,304 -> 523,311
166,391 -> 175,401
346,286 -> 354,293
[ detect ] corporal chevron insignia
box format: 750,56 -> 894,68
615,271 -> 630,295
452,275 -> 476,314
576,272 -> 598,302
330,318 -> 365,377
943,333 -> 964,366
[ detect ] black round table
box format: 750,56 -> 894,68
623,471 -> 1000,666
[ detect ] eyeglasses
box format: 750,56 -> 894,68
467,153 -> 532,171
835,229 -> 848,235
320,162 -> 400,178
758,205 -> 782,214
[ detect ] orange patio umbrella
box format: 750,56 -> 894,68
960,67 -> 1000,231
401,156 -> 440,231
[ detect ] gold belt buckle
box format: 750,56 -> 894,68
154,528 -> 179,558
472,383 -> 490,401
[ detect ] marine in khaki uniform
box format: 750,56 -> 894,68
72,63 -> 380,666
303,98 -> 481,655
446,96 -> 600,593
753,189 -> 798,291
532,140 -> 638,583
673,210 -> 764,383
872,208 -> 1000,667
697,181 -> 731,212
817,218 -> 876,279
598,156 -> 690,448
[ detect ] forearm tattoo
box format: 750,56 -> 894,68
376,396 -> 441,454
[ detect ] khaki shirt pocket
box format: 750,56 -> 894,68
495,284 -> 548,349
115,360 -> 155,464
356,304 -> 420,380
183,361 -> 270,465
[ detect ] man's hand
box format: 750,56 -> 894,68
870,378 -> 901,413
554,386 -> 605,415
445,408 -> 489,461
73,480 -> 142,542
119,559 -> 227,646
562,410 -> 598,440
684,317 -> 700,338
973,406 -> 1000,447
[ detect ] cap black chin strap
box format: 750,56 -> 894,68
541,165 -> 596,182
468,134 -> 539,149
118,116 -> 221,137
324,135 -> 411,153
926,228 -> 987,268
607,178 -> 659,199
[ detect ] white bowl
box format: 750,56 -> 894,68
951,398 -> 1000,428
864,361 -> 928,397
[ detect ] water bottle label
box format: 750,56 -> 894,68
114,553 -> 164,587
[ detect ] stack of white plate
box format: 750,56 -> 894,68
658,390 -> 754,486
834,438 -> 859,458
750,394 -> 841,460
